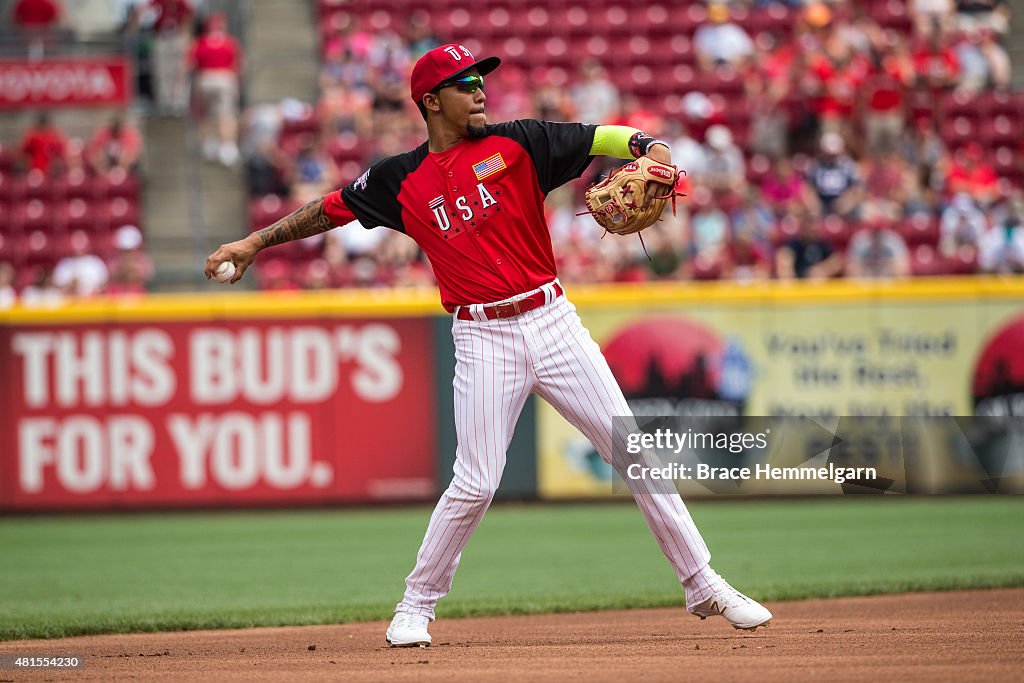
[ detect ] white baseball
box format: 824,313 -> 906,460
214,261 -> 236,283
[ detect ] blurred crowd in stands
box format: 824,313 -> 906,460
1,0 -> 242,307
0,110 -> 153,307
243,0 -> 1024,291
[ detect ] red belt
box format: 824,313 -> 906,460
455,283 -> 564,321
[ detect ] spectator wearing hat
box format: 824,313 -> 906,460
955,0 -> 1009,35
694,3 -> 754,71
52,231 -> 109,297
191,13 -> 243,166
106,225 -> 154,295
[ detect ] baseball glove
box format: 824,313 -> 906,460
580,156 -> 684,235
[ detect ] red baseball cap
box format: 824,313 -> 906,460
410,44 -> 501,104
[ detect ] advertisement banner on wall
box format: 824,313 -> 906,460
0,318 -> 437,511
0,58 -> 132,109
538,288 -> 1024,498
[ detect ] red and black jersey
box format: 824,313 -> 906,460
323,120 -> 597,311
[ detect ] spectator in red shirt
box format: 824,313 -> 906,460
723,227 -> 771,282
12,0 -> 61,59
859,38 -> 915,155
150,0 -> 194,115
12,0 -> 60,27
945,143 -> 999,207
18,112 -> 67,174
190,13 -> 243,166
87,114 -> 142,175
913,29 -> 961,90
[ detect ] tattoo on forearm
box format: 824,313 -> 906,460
256,198 -> 334,248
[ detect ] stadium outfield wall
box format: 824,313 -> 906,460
1,277 -> 1022,512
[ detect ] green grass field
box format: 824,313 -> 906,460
1,497 -> 1022,641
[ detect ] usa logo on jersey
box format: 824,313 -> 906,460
473,153 -> 506,181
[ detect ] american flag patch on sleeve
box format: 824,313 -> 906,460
473,153 -> 506,181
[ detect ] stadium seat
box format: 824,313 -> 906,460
250,194 -> 299,230
772,215 -> 801,246
20,229 -> 61,270
62,198 -> 99,233
108,197 -> 141,230
938,90 -> 979,124
691,253 -> 723,280
978,90 -> 1024,121
0,230 -> 19,266
910,244 -> 946,276
870,0 -> 912,32
940,116 -> 977,148
60,168 -> 96,200
949,246 -> 979,275
980,116 -> 1017,148
746,4 -> 794,38
0,200 -> 10,234
901,213 -> 940,247
22,169 -> 55,201
644,3 -> 671,36
821,215 -> 851,250
0,170 -> 14,203
254,258 -> 296,290
0,143 -> 12,173
99,168 -> 140,200
18,199 -> 55,232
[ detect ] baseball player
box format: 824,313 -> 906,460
205,44 -> 772,647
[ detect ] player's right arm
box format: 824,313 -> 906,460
204,195 -> 353,283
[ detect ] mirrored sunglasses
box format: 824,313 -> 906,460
439,75 -> 484,93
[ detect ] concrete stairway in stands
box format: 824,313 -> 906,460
145,0 -> 319,292
143,116 -> 248,292
244,0 -> 319,105
1009,7 -> 1024,90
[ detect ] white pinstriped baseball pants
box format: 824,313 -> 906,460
397,284 -> 721,620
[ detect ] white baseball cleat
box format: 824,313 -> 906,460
690,584 -> 773,631
386,612 -> 432,647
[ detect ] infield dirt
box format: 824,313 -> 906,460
1,589 -> 1021,682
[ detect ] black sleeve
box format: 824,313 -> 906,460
488,120 -> 598,194
340,145 -> 426,231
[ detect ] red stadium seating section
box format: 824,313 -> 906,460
0,164 -> 142,281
